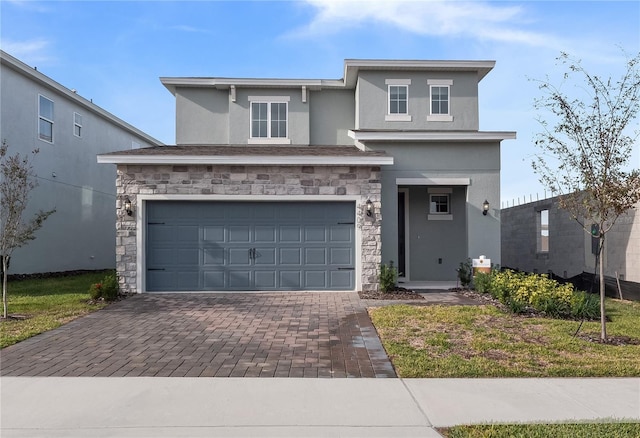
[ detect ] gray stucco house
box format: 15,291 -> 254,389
0,50 -> 162,274
98,59 -> 515,293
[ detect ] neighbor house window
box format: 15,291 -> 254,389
538,209 -> 549,253
385,79 -> 411,121
248,96 -> 290,144
73,112 -> 82,137
38,95 -> 54,143
427,79 -> 453,122
427,187 -> 453,220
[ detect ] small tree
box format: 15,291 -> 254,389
0,140 -> 55,318
532,51 -> 640,341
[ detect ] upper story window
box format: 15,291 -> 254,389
73,112 -> 83,138
38,94 -> 54,143
385,79 -> 411,122
248,96 -> 291,144
427,79 -> 453,122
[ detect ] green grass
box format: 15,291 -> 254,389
439,422 -> 640,437
369,299 -> 640,377
1,271 -> 112,348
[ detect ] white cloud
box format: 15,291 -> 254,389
294,0 -> 565,49
1,38 -> 54,65
169,25 -> 211,34
4,0 -> 50,13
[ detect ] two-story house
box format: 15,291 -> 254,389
98,59 -> 515,293
1,50 -> 163,275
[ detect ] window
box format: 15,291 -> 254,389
38,95 -> 54,142
427,79 -> 453,122
427,187 -> 453,220
431,86 -> 449,115
385,79 -> 411,121
249,96 -> 290,143
73,112 -> 82,137
538,209 -> 549,253
389,86 -> 408,115
430,194 -> 450,214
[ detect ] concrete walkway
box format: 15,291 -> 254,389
1,377 -> 638,437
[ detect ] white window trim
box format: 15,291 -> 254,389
38,94 -> 54,143
427,79 -> 453,122
386,81 -> 411,122
73,112 -> 82,138
428,191 -> 452,221
249,98 -> 291,144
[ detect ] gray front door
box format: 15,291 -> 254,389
146,201 -> 355,291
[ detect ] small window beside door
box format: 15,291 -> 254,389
428,188 -> 453,220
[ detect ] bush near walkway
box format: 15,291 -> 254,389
474,270 -> 600,319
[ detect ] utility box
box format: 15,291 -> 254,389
472,255 -> 491,276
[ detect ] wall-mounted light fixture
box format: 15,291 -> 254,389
123,196 -> 133,216
366,199 -> 373,217
482,200 -> 490,216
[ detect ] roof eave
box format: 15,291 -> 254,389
348,130 -> 517,142
97,154 -> 394,166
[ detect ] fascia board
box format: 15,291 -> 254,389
348,130 -> 517,142
97,155 -> 394,166
160,77 -> 326,90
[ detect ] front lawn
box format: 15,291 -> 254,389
439,422 -> 640,438
369,299 -> 640,377
0,271 -> 112,348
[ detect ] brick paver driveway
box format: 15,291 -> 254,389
0,293 -> 396,378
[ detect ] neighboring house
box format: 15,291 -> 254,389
98,59 -> 515,293
0,50 -> 163,274
502,197 -> 640,285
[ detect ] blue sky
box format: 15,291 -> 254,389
2,0 -> 639,205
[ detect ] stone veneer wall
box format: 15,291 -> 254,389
115,164 -> 382,293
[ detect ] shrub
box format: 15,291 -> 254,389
474,272 -> 492,294
88,274 -> 119,302
379,261 -> 398,293
456,258 -> 472,287
570,291 -> 600,320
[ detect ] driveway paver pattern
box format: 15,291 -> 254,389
0,292 -> 396,378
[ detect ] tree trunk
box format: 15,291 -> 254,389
2,255 -> 8,319
599,235 -> 607,341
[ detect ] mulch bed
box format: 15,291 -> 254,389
359,287 -> 424,300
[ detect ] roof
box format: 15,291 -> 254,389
160,58 -> 495,95
349,130 -> 517,143
97,145 -> 394,166
0,50 -> 163,146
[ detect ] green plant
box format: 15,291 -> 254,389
571,291 -> 600,320
456,258 -> 472,287
88,274 -> 119,302
379,261 -> 398,293
473,272 -> 492,294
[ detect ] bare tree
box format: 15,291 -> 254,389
532,51 -> 640,341
1,140 -> 55,318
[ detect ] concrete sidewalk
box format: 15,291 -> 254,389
2,378 -> 638,437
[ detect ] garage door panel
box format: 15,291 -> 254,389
255,226 -> 276,243
280,248 -> 302,265
254,248 -> 276,265
280,226 -> 301,242
229,226 -> 250,242
305,271 -> 327,289
330,248 -> 352,265
229,248 -> 250,265
305,248 -> 327,265
203,226 -> 225,242
204,247 -> 224,265
146,201 -> 355,291
255,271 -> 276,288
203,271 -> 225,289
280,271 -> 301,289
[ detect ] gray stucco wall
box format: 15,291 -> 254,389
355,71 -> 479,131
175,87 -> 229,144
366,142 -> 501,281
502,199 -> 640,283
309,89 -> 354,145
1,59 -> 158,274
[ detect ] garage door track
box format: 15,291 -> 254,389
0,293 -> 396,378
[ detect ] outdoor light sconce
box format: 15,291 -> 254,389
482,200 -> 490,216
123,196 -> 133,216
366,199 -> 373,217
